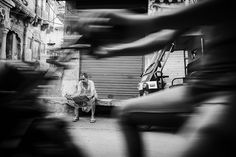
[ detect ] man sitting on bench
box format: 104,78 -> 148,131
65,72 -> 97,123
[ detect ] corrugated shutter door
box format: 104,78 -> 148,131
80,54 -> 143,100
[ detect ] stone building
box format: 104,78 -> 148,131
0,0 -> 64,64
0,0 -> 15,60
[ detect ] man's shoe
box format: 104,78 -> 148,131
72,117 -> 79,122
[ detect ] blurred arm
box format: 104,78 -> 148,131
93,29 -> 186,58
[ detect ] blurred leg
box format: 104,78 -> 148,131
120,113 -> 144,157
119,88 -> 236,157
118,86 -> 195,157
178,93 -> 236,157
119,86 -> 194,123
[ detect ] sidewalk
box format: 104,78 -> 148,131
39,96 -> 123,116
50,113 -> 186,157
43,96 -> 187,157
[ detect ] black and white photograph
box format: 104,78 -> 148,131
1,0 -> 236,157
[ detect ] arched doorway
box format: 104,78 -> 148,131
6,31 -> 13,59
6,31 -> 21,60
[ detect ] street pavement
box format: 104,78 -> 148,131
51,113 -> 187,157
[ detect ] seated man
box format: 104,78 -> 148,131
65,72 -> 97,123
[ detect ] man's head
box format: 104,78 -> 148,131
80,72 -> 88,83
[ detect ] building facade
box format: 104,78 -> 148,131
0,0 -> 15,60
0,0 -> 64,65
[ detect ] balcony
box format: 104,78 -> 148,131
12,0 -> 35,18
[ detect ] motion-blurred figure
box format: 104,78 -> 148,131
0,61 -> 86,157
73,0 -> 236,157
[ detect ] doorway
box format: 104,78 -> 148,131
6,31 -> 21,60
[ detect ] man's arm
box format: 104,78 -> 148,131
87,80 -> 98,99
92,81 -> 98,99
92,29 -> 187,58
71,81 -> 82,97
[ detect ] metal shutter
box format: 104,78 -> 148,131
80,54 -> 143,100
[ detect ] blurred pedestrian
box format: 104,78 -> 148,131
0,62 -> 86,157
73,0 -> 236,157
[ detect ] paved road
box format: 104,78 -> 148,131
52,114 -> 187,157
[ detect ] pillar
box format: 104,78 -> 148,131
0,28 -> 8,59
22,23 -> 28,61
